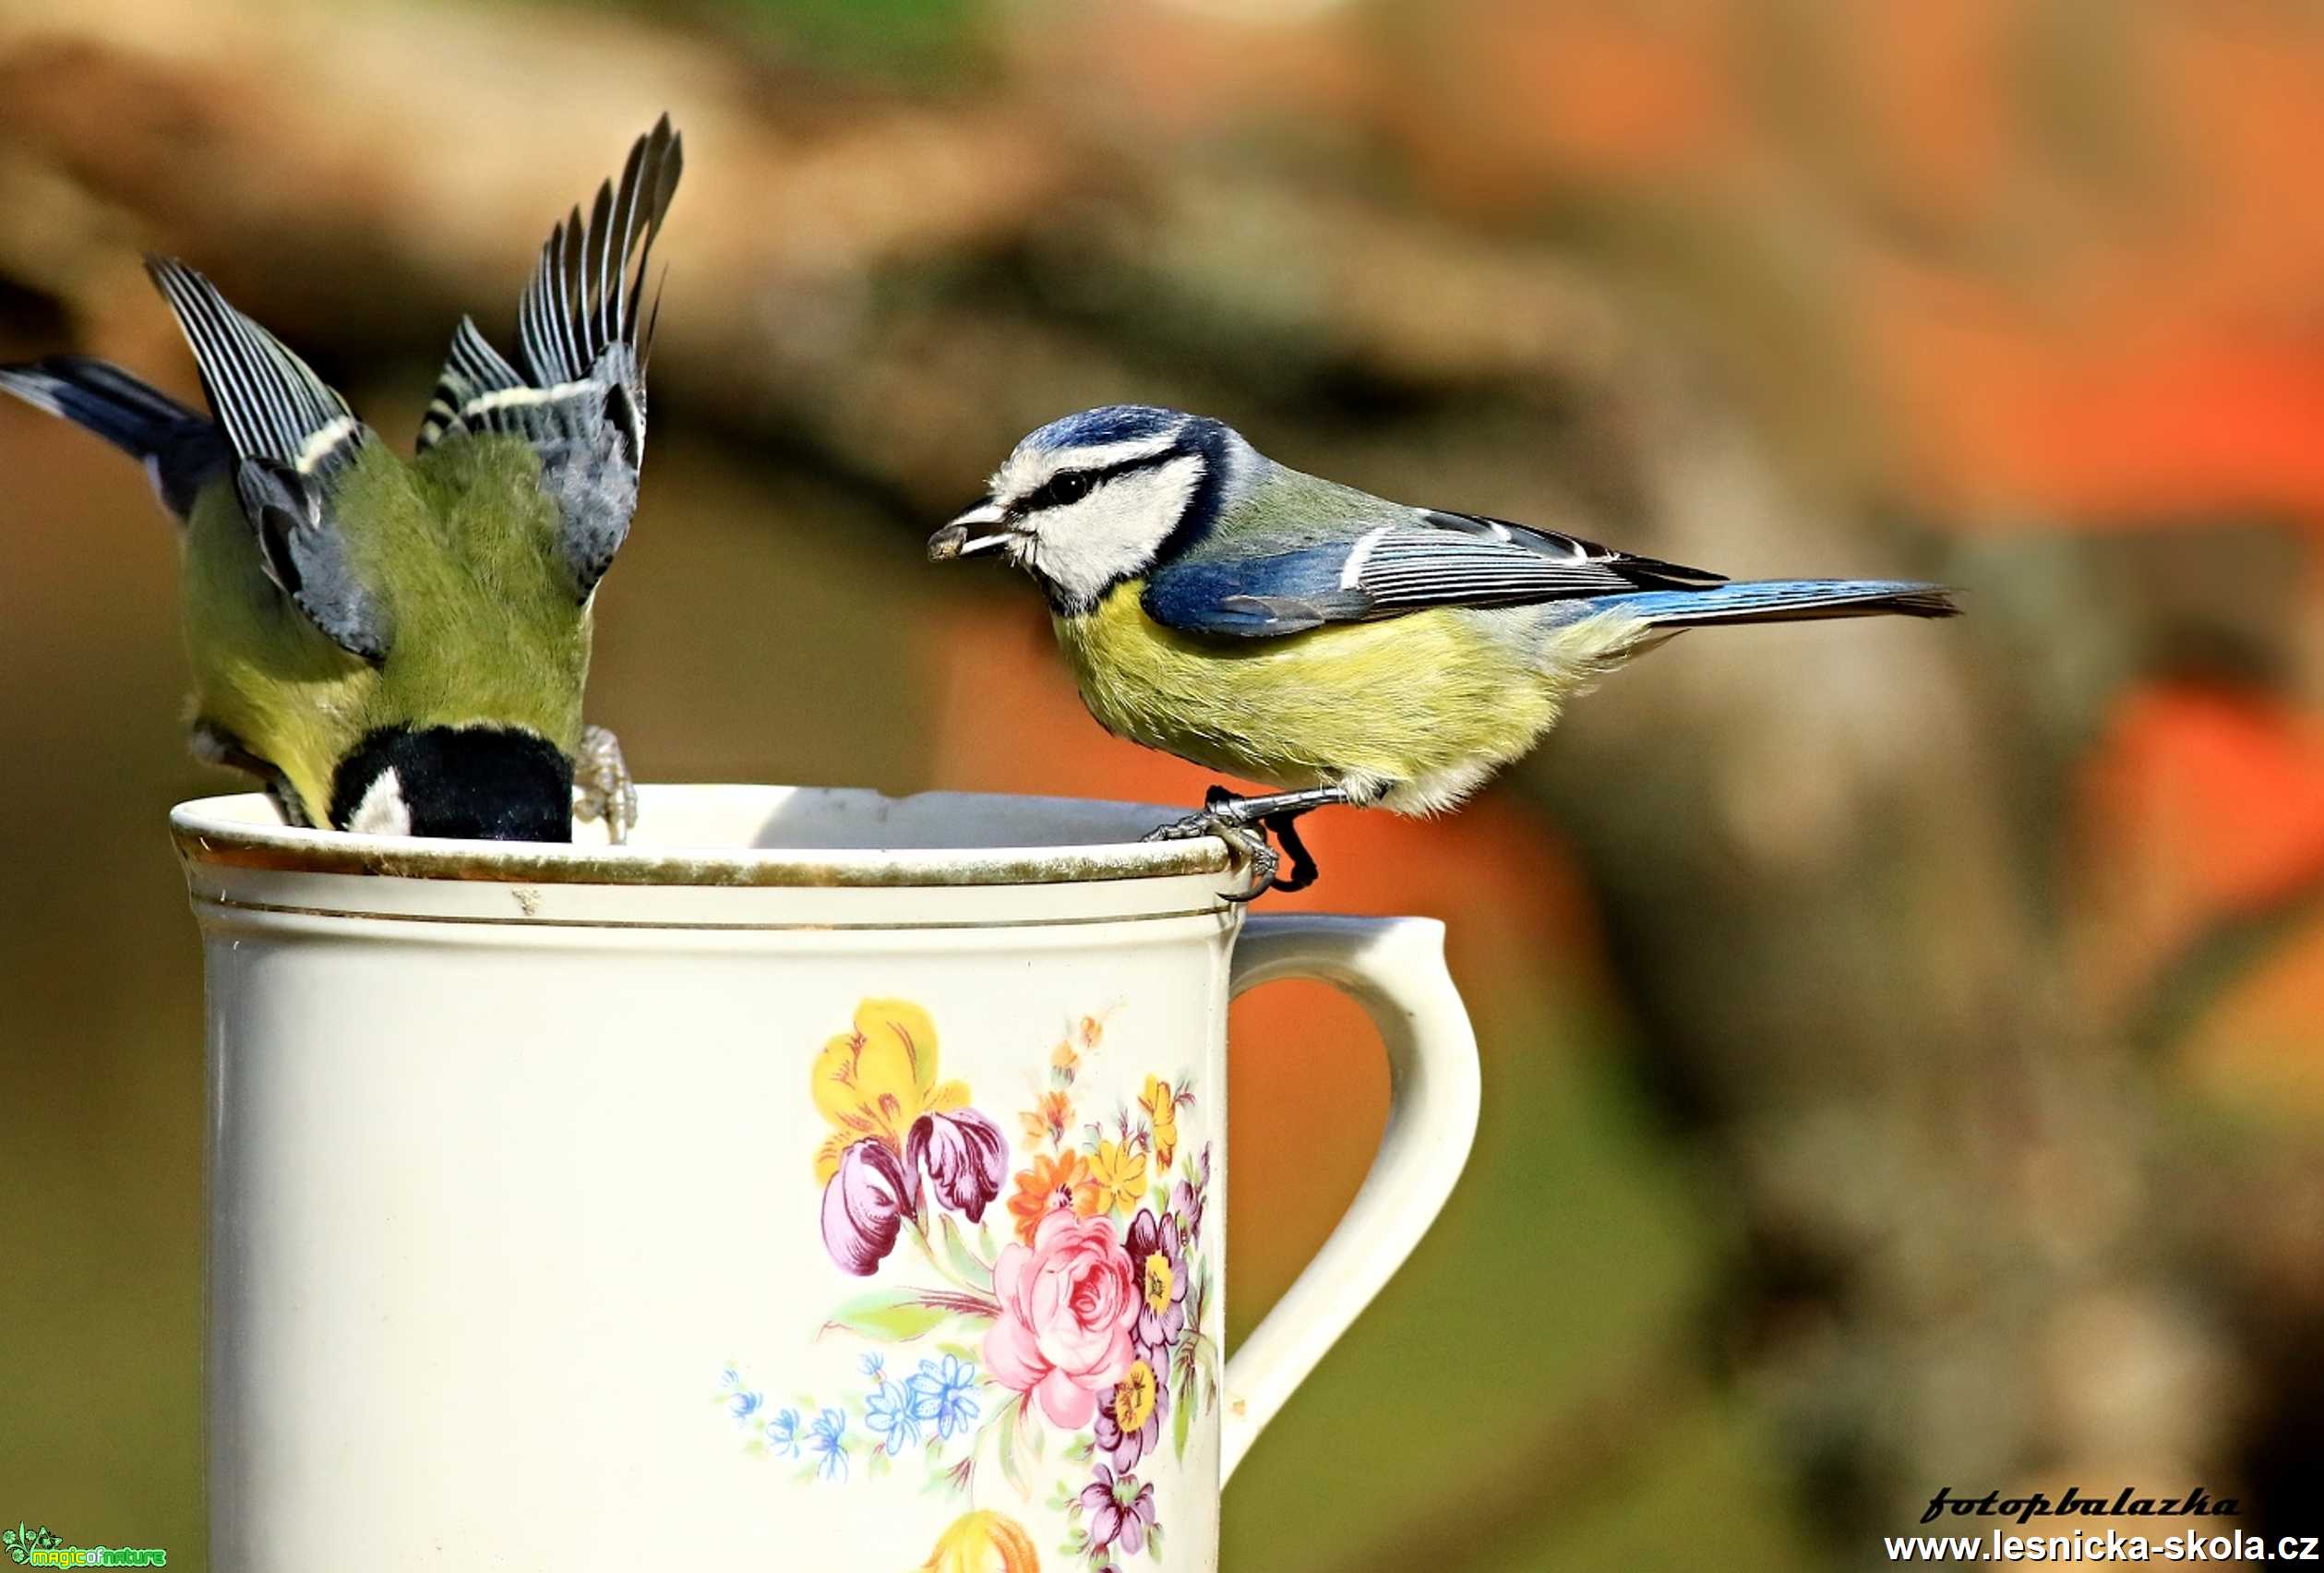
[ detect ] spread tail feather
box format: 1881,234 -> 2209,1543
1607,578 -> 1959,629
0,354 -> 202,456
0,354 -> 225,518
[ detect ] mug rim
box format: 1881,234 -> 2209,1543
169,784 -> 1237,888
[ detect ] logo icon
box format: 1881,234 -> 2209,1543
3,1527 -> 60,1566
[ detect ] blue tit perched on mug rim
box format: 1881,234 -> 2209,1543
0,116 -> 683,843
929,403 -> 1959,895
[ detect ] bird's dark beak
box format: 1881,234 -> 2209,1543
928,500 -> 1014,562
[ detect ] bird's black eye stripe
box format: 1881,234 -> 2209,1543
1016,450 -> 1175,516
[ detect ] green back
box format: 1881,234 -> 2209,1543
182,436 -> 590,823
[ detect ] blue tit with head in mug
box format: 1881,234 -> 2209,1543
0,119 -> 684,843
929,404 -> 1959,895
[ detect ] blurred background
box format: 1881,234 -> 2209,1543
4,0 -> 2322,1565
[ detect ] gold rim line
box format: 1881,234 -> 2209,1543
187,891 -> 1237,931
169,830 -> 1235,889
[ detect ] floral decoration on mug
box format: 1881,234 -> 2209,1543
719,1000 -> 1219,1568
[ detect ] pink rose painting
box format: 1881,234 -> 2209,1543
981,1209 -> 1139,1428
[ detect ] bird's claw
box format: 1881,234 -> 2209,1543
1144,810 -> 1280,901
572,724 -> 638,845
1217,831 -> 1283,903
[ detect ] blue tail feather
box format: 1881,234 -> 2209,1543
1601,578 -> 1958,628
0,355 -> 225,519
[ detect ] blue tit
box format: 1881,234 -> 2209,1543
0,118 -> 683,842
929,403 -> 1959,894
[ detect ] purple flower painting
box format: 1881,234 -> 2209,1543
821,1138 -> 912,1277
1078,1465 -> 1158,1556
1122,1207 -> 1188,1362
907,1109 -> 1008,1223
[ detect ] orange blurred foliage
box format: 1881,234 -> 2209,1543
2078,681 -> 2324,1075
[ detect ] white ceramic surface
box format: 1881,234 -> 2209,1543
174,785 -> 1479,1570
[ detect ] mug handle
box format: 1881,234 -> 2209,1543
1219,914 -> 1481,1481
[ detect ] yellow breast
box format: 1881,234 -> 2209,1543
1052,581 -> 1611,810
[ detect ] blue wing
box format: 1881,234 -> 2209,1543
146,258 -> 389,661
1143,509 -> 1726,639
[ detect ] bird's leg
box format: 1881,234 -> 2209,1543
571,725 -> 638,845
1144,785 -> 1353,896
1241,788 -> 1345,891
1199,786 -> 1359,824
1262,812 -> 1320,894
189,721 -> 310,826
266,780 -> 313,829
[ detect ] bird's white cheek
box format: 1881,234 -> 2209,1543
347,768 -> 414,836
1031,459 -> 1201,605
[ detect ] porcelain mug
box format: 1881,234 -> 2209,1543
173,784 -> 1479,1571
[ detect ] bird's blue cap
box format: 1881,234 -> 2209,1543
1019,403 -> 1184,454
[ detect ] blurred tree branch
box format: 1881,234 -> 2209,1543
0,0 -> 1638,506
